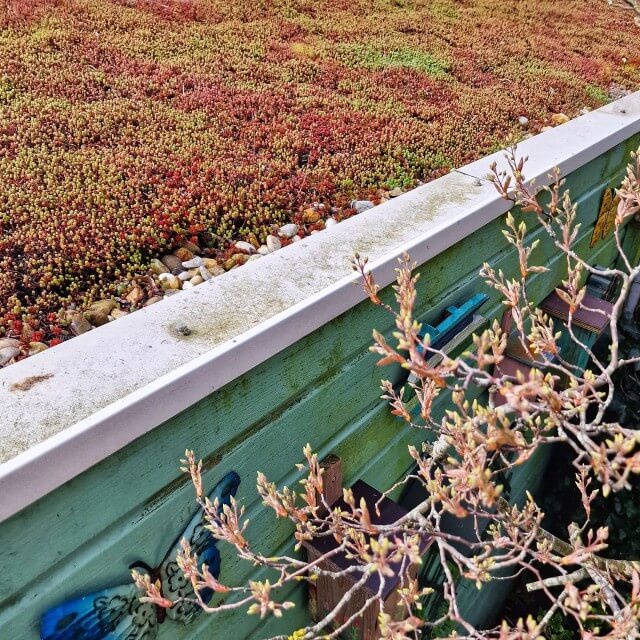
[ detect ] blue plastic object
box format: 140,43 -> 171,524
418,293 -> 489,353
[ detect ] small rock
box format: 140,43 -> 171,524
110,308 -> 129,319
257,245 -> 270,256
201,258 -> 224,275
159,273 -> 181,290
182,281 -> 194,290
182,256 -> 203,269
69,313 -> 93,336
88,299 -> 117,316
161,254 -> 183,271
171,267 -> 184,276
202,257 -> 219,270
0,346 -> 20,366
28,342 -> 48,355
350,200 -> 374,214
199,265 -> 212,281
541,125 -> 553,132
278,223 -> 299,238
126,286 -> 145,304
178,270 -> 193,281
248,254 -> 263,262
84,310 -> 109,327
302,208 -> 322,224
180,238 -> 201,254
0,337 -> 21,350
235,240 -> 256,254
325,217 -> 337,228
190,275 -> 204,285
389,187 -> 404,197
266,235 -> 282,252
150,259 -> 169,275
144,296 -> 163,307
291,235 -> 301,242
550,113 -> 570,126
518,115 -> 529,128
174,247 -> 194,262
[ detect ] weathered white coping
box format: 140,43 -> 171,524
1,93 -> 639,522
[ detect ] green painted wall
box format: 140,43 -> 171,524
0,134 -> 638,640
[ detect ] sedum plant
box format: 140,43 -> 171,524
2,0 -> 640,351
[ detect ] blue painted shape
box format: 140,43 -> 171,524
41,472 -> 241,640
41,583 -> 158,640
161,471 -> 240,623
418,293 -> 489,353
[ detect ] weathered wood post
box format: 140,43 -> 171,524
304,455 -> 427,639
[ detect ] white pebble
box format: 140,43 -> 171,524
257,245 -> 270,256
518,116 -> 529,128
266,235 -> 282,252
350,200 -> 374,214
177,271 -> 192,281
0,346 -> 20,366
278,223 -> 298,239
0,338 -> 20,350
248,254 -> 263,262
235,241 -> 256,254
199,265 -> 212,281
291,235 -> 301,242
325,218 -> 337,228
182,257 -> 203,269
182,281 -> 194,290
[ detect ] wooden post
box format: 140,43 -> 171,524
319,454 -> 343,512
308,454 -> 343,621
304,476 -> 430,639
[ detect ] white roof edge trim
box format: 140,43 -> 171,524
0,92 -> 639,522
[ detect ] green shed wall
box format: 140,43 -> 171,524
1,134 -> 638,640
